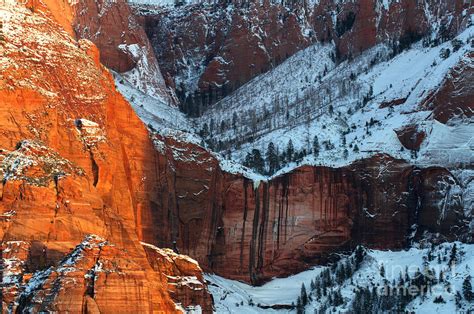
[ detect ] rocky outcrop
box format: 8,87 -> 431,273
133,0 -> 470,113
72,0 -> 175,103
36,0 -> 174,103
0,2 -> 210,311
395,125 -> 426,151
2,236 -> 211,313
422,51 -> 474,123
142,242 -> 214,312
149,137 -> 470,285
135,1 -> 310,115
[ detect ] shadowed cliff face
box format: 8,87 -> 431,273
150,137 -> 469,285
134,0 -> 470,112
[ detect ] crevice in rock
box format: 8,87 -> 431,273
0,178 -> 5,201
89,151 -> 99,187
85,246 -> 103,299
257,183 -> 269,272
53,175 -> 59,196
249,185 -> 260,285
239,179 -> 249,272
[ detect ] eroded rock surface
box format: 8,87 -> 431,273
0,2 -> 210,312
149,137 -> 470,285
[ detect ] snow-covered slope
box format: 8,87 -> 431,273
196,26 -> 473,172
113,72 -> 202,143
115,25 -> 473,212
207,242 -> 474,313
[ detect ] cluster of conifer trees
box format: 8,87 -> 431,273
292,244 -> 474,313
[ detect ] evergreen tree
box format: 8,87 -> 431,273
343,148 -> 349,159
328,104 -> 334,115
313,135 -> 320,157
333,290 -> 343,306
200,123 -> 209,138
296,296 -> 304,314
243,149 -> 265,174
449,243 -> 457,266
345,260 -> 353,279
380,264 -> 385,278
463,275 -> 473,302
316,285 -> 322,299
404,266 -> 411,283
232,112 -> 238,129
286,139 -> 295,162
266,142 -> 279,174
301,283 -> 308,305
354,246 -> 365,269
455,291 -> 463,309
251,149 -> 265,174
243,152 -> 253,169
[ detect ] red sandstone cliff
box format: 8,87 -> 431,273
148,136 -> 469,285
421,51 -> 474,123
133,0 -> 471,111
0,2 -> 471,310
0,2 -> 211,311
40,0 -> 174,103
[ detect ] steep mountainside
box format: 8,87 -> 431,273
0,1 -> 210,312
131,0 -> 470,114
41,0 -> 175,104
196,28 -> 473,171
0,0 -> 473,312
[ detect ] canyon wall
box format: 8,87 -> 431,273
0,4 -> 471,313
0,2 -> 210,311
134,0 -> 471,112
72,0 -> 176,104
40,0 -> 174,103
150,137 -> 470,285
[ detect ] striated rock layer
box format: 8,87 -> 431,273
0,2 -> 211,312
148,137 -> 469,285
0,3 -> 471,311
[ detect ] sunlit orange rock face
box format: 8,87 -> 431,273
0,3 -> 210,312
36,0 -> 173,102
72,0 -> 174,102
150,138 -> 468,285
0,3 -> 471,312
